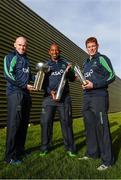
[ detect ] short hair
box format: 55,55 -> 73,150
85,37 -> 98,47
49,42 -> 60,51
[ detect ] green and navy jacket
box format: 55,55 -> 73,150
42,56 -> 75,99
83,52 -> 115,96
4,50 -> 34,95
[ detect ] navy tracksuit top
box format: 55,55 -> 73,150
83,52 -> 115,96
4,50 -> 34,95
42,57 -> 75,97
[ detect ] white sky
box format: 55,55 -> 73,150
20,0 -> 121,78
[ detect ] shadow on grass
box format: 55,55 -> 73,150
110,121 -> 119,128
26,129 -> 86,154
111,124 -> 121,162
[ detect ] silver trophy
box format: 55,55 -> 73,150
55,69 -> 67,101
34,62 -> 49,91
74,64 -> 87,86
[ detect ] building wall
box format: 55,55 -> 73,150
0,0 -> 121,126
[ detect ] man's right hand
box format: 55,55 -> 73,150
27,84 -> 36,91
50,90 -> 57,101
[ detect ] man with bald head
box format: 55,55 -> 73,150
4,36 -> 35,164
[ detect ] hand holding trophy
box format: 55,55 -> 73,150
51,64 -> 71,101
74,64 -> 87,86
54,68 -> 67,101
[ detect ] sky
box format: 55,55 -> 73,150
20,0 -> 121,78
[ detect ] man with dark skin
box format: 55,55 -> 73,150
40,43 -> 76,157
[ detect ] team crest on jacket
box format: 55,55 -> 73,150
92,61 -> 97,67
62,64 -> 66,69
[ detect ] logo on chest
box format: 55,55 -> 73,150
84,69 -> 93,77
22,67 -> 29,73
51,69 -> 64,76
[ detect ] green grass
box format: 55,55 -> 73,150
0,112 -> 121,179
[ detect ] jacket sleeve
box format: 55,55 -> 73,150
29,66 -> 35,82
67,66 -> 76,82
4,55 -> 18,86
61,59 -> 76,82
4,55 -> 31,89
93,55 -> 115,89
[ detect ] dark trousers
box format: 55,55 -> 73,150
83,95 -> 114,166
40,96 -> 76,152
5,92 -> 31,162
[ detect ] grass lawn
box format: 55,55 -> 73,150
0,112 -> 121,179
